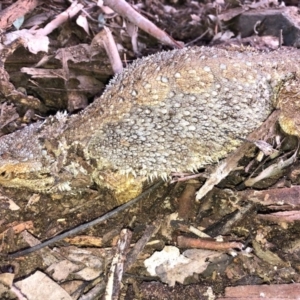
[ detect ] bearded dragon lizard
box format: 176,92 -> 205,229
0,47 -> 299,203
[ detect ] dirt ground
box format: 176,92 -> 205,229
1,0 -> 300,299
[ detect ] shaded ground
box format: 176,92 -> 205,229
1,0 -> 300,299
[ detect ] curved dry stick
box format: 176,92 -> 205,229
35,2 -> 83,36
103,0 -> 181,48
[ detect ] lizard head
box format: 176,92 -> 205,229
0,160 -> 55,192
0,122 -> 56,192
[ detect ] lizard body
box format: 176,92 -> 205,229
0,47 -> 299,203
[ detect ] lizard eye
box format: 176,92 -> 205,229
0,171 -> 9,179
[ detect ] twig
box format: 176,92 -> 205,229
177,236 -> 244,250
35,2 -> 84,36
93,26 -> 123,74
103,0 -> 181,48
196,110 -> 280,201
105,229 -> 132,300
124,221 -> 161,271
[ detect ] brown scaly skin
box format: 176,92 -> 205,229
0,46 -> 299,203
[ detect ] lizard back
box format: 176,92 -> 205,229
67,47 -> 276,180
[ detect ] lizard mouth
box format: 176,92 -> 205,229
0,162 -> 54,191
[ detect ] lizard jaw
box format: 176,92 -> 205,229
0,161 -> 55,192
